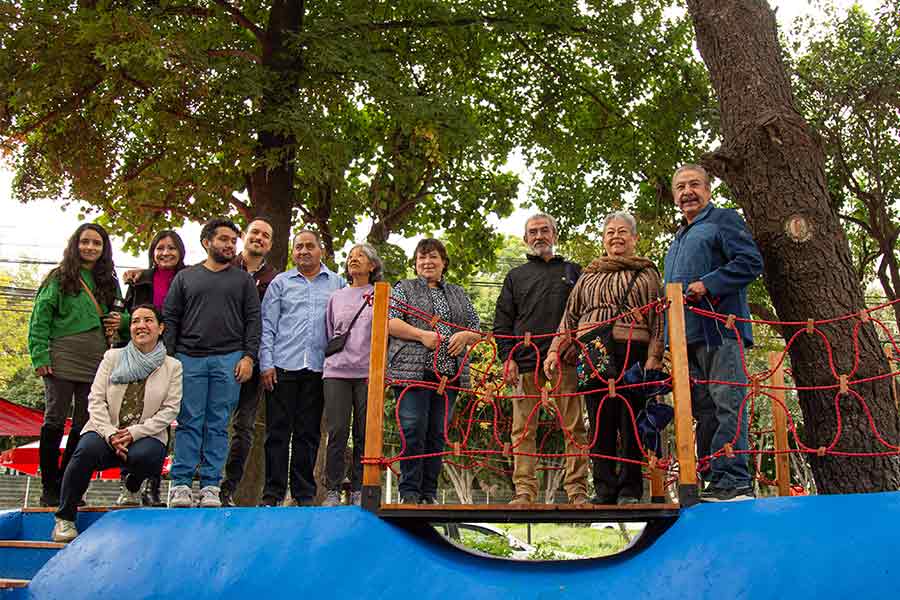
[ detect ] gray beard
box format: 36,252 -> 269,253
526,244 -> 554,258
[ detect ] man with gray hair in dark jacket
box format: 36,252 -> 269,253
493,213 -> 590,505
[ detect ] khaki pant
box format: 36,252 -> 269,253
511,367 -> 589,500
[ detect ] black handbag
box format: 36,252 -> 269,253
574,269 -> 644,392
324,300 -> 369,358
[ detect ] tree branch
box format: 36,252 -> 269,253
228,193 -> 252,220
839,213 -> 875,236
212,0 -> 266,45
207,49 -> 262,64
10,79 -> 103,139
748,301 -> 784,336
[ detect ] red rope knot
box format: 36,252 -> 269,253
436,375 -> 448,395
629,307 -> 644,323
607,378 -> 616,397
839,374 -> 849,395
750,375 -> 762,396
816,446 -> 827,457
540,388 -> 558,413
523,331 -> 532,346
858,309 -> 870,323
502,442 -> 512,457
428,314 -> 440,329
452,442 -> 462,457
480,388 -> 495,405
723,442 -> 735,458
724,314 -> 737,331
806,318 -> 815,335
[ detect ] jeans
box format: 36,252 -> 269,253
689,339 -> 751,489
221,368 -> 262,495
396,375 -> 456,500
57,432 -> 165,521
585,343 -> 648,501
171,351 -> 243,487
263,368 -> 324,503
323,378 -> 368,492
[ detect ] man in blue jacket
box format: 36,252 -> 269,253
664,164 -> 764,502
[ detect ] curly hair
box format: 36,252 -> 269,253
42,223 -> 119,306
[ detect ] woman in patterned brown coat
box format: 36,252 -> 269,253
546,211 -> 665,505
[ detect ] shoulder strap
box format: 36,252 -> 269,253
614,269 -> 644,317
80,278 -> 104,318
342,299 -> 369,335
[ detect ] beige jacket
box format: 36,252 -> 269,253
81,348 -> 182,446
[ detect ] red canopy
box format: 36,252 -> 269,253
0,397 -> 71,437
0,434 -> 171,479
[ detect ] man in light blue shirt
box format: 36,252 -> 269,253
259,230 -> 344,506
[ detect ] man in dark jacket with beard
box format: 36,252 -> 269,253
493,213 -> 590,505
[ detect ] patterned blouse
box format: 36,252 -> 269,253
390,280 -> 480,376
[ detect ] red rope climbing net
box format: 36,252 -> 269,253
361,291 -> 900,497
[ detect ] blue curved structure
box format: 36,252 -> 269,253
5,491 -> 900,599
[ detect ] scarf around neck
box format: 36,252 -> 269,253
583,255 -> 658,274
110,341 -> 167,384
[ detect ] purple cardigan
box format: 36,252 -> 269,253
323,284 -> 374,379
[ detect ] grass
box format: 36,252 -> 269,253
497,523 -> 634,558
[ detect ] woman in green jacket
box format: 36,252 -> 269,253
28,223 -> 129,506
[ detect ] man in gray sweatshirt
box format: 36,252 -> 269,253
163,218 -> 261,508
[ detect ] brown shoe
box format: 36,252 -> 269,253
568,493 -> 590,505
508,493 -> 534,505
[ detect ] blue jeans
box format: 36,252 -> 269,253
689,339 -> 751,489
172,351 -> 243,487
396,382 -> 457,500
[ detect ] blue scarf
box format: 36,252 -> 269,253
110,341 -> 167,384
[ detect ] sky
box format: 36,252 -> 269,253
0,0 -> 881,282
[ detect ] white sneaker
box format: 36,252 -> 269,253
168,485 -> 194,508
199,486 -> 222,508
116,485 -> 142,506
51,517 -> 78,543
321,490 -> 341,507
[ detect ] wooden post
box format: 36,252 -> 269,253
666,283 -> 698,506
649,457 -> 665,504
768,352 -> 791,497
362,281 -> 391,511
886,345 -> 899,413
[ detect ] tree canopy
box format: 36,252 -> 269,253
791,1 -> 900,323
0,0 -> 706,276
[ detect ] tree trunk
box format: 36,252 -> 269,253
444,463 -> 475,504
686,0 -> 900,492
233,1 -> 304,505
246,0 -> 305,272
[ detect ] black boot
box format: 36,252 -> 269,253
142,476 -> 164,507
39,425 -> 64,506
59,424 -> 83,480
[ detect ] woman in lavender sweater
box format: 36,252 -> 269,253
321,244 -> 384,506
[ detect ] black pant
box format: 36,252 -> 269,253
221,369 -> 263,494
323,378 -> 367,492
57,432 -> 165,521
40,376 -> 91,498
586,342 -> 648,501
263,368 -> 324,503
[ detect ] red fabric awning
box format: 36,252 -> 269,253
0,397 -> 71,437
